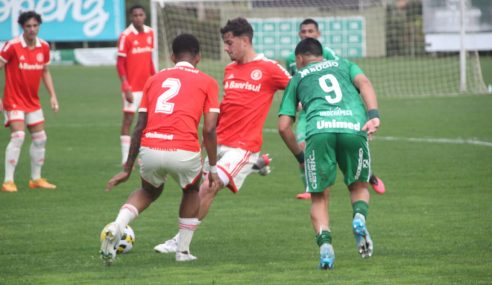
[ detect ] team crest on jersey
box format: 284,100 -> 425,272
133,40 -> 139,46
36,53 -> 44,62
250,69 -> 262,80
19,55 -> 25,61
147,36 -> 152,44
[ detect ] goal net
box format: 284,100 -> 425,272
151,0 -> 487,98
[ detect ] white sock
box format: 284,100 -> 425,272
177,218 -> 200,253
5,131 -> 25,182
120,135 -> 131,165
30,131 -> 47,180
115,204 -> 139,230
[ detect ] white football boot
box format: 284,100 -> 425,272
154,235 -> 178,253
176,251 -> 197,262
100,222 -> 123,265
352,213 -> 373,258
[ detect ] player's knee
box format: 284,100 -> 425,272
10,131 -> 26,148
31,131 -> 47,148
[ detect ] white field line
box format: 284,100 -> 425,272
262,128 -> 492,148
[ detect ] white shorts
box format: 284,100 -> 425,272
203,145 -> 259,193
122,91 -> 143,113
139,147 -> 202,189
3,109 -> 44,127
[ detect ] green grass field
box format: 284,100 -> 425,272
0,63 -> 492,285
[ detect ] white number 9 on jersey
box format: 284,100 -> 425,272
155,78 -> 181,114
319,74 -> 342,104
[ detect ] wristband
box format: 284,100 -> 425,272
209,165 -> 218,173
294,151 -> 304,164
367,109 -> 380,120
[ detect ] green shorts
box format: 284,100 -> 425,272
295,110 -> 307,143
304,133 -> 371,193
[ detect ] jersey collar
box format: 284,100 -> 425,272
175,61 -> 194,68
129,24 -> 151,35
20,34 -> 41,48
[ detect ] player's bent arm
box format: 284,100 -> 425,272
278,115 -> 303,162
202,112 -> 218,167
125,112 -> 147,173
354,74 -> 378,112
42,66 -> 59,112
354,74 -> 381,137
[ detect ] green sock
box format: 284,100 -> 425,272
352,200 -> 369,219
316,230 -> 332,246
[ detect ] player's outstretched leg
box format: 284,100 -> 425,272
100,222 -> 123,265
369,174 -> 385,194
352,213 -> 373,258
252,153 -> 271,176
154,233 -> 179,253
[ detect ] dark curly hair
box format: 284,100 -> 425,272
220,17 -> 253,42
18,11 -> 42,26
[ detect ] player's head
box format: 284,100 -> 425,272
294,38 -> 323,69
171,34 -> 201,66
299,18 -> 320,40
220,17 -> 254,62
129,4 -> 146,30
18,11 -> 42,40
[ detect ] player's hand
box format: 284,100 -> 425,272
0,101 -> 3,112
124,90 -> 134,103
299,162 -> 305,171
207,172 -> 221,192
105,171 -> 130,191
50,96 -> 59,112
362,118 -> 380,140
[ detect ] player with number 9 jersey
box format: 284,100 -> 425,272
139,62 -> 220,152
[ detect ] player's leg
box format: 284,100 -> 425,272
101,146 -> 165,265
3,112 -> 26,192
337,133 -> 373,258
305,133 -> 337,269
26,109 -> 56,189
120,92 -> 142,165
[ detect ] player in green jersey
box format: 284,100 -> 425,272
278,38 -> 380,269
285,18 -> 384,200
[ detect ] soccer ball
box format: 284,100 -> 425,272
100,224 -> 135,254
117,225 -> 135,254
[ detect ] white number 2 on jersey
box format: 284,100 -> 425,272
319,74 -> 342,104
155,78 -> 181,114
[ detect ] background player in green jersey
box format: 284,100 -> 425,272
285,18 -> 384,199
278,38 -> 381,269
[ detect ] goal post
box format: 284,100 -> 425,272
150,0 -> 487,97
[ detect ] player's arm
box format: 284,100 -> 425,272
106,112 -> 147,191
202,111 -> 220,189
279,115 -> 304,165
354,73 -> 380,140
278,78 -> 304,165
42,66 -> 59,112
0,60 -> 5,111
116,56 -> 133,103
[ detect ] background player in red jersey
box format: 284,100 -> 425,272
154,17 -> 291,253
101,34 -> 220,265
116,4 -> 155,165
0,11 -> 59,192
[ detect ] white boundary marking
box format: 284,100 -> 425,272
262,128 -> 492,148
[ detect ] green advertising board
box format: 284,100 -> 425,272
249,17 -> 365,59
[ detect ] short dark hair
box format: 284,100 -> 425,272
18,11 -> 42,26
295,38 -> 323,57
129,4 -> 145,14
300,18 -> 319,30
220,17 -> 253,41
172,34 -> 200,57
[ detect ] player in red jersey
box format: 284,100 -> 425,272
100,34 -> 220,265
0,11 -> 59,192
154,17 -> 291,253
116,4 -> 155,165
